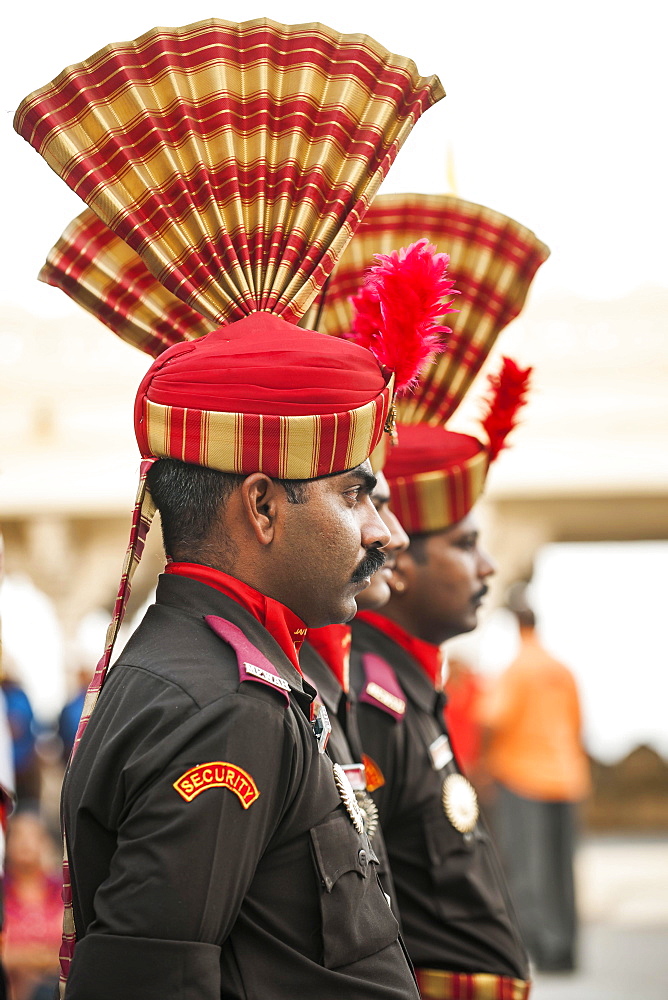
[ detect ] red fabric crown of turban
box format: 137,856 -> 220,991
135,313 -> 392,479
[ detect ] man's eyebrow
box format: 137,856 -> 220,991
346,466 -> 377,495
372,489 -> 391,505
459,530 -> 479,541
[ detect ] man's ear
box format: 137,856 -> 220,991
389,548 -> 417,595
239,473 -> 284,546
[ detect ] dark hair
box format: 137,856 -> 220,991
505,581 -> 536,629
515,607 -> 536,629
147,458 -> 309,561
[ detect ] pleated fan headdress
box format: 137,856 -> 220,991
15,19 -> 446,986
313,193 -> 550,533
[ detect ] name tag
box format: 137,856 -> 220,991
429,734 -> 453,770
243,662 -> 290,691
341,763 -> 366,791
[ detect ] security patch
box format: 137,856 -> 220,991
173,762 -> 259,808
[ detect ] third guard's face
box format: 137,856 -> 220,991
401,511 -> 495,644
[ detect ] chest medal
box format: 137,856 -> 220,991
332,762 -> 365,835
355,790 -> 379,840
339,763 -> 380,840
442,773 -> 479,834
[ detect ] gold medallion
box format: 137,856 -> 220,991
442,773 -> 479,834
332,763 -> 365,835
355,790 -> 380,840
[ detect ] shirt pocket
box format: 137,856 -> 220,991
310,807 -> 399,969
422,801 -> 509,921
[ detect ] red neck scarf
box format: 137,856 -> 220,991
356,610 -> 444,689
306,624 -> 352,692
165,563 -> 306,672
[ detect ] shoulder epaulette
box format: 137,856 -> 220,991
358,652 -> 406,721
205,615 -> 291,706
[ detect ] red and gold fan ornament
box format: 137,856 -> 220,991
312,192 -> 549,533
39,209 -> 215,358
15,19 -> 446,987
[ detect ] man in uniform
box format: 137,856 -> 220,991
301,468 -> 410,899
14,17 -> 446,999
313,194 -> 549,998
351,411 -> 532,999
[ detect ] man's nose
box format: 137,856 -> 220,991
382,508 -> 409,556
362,500 -> 391,549
478,546 -> 496,579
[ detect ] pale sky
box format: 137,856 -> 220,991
2,0 -> 667,316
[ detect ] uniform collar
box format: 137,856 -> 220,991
305,624 -> 352,692
354,613 -> 445,716
300,642 -> 345,716
356,610 -> 444,688
165,563 -> 307,672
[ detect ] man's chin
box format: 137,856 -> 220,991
308,594 -> 359,628
355,578 -> 391,612
455,613 -> 479,638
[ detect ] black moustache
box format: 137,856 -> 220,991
351,549 -> 387,583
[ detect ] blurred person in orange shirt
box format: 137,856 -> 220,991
3,812 -> 61,1000
478,589 -> 591,973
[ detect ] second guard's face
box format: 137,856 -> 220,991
400,511 -> 495,644
280,462 -> 390,628
356,471 -> 409,611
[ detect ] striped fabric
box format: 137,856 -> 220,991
17,18 -> 444,328
307,193 -> 549,425
305,193 -> 548,534
388,449 -> 488,535
58,460 -> 156,983
140,378 -> 392,480
39,210 -> 215,357
416,967 -> 531,1000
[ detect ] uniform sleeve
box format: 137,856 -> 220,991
66,688 -> 298,1000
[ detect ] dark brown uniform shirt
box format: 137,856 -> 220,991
62,575 -> 419,1000
300,641 -> 397,908
351,617 -> 529,980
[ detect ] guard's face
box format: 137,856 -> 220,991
356,471 -> 409,611
394,511 -> 495,644
279,462 -> 391,628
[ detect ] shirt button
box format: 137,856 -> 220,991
358,849 -> 368,867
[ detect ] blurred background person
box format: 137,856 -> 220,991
56,664 -> 90,763
478,584 -> 591,972
1,668 -> 39,810
2,811 -> 61,1000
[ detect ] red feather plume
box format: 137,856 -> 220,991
347,238 -> 458,393
481,356 -> 533,461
